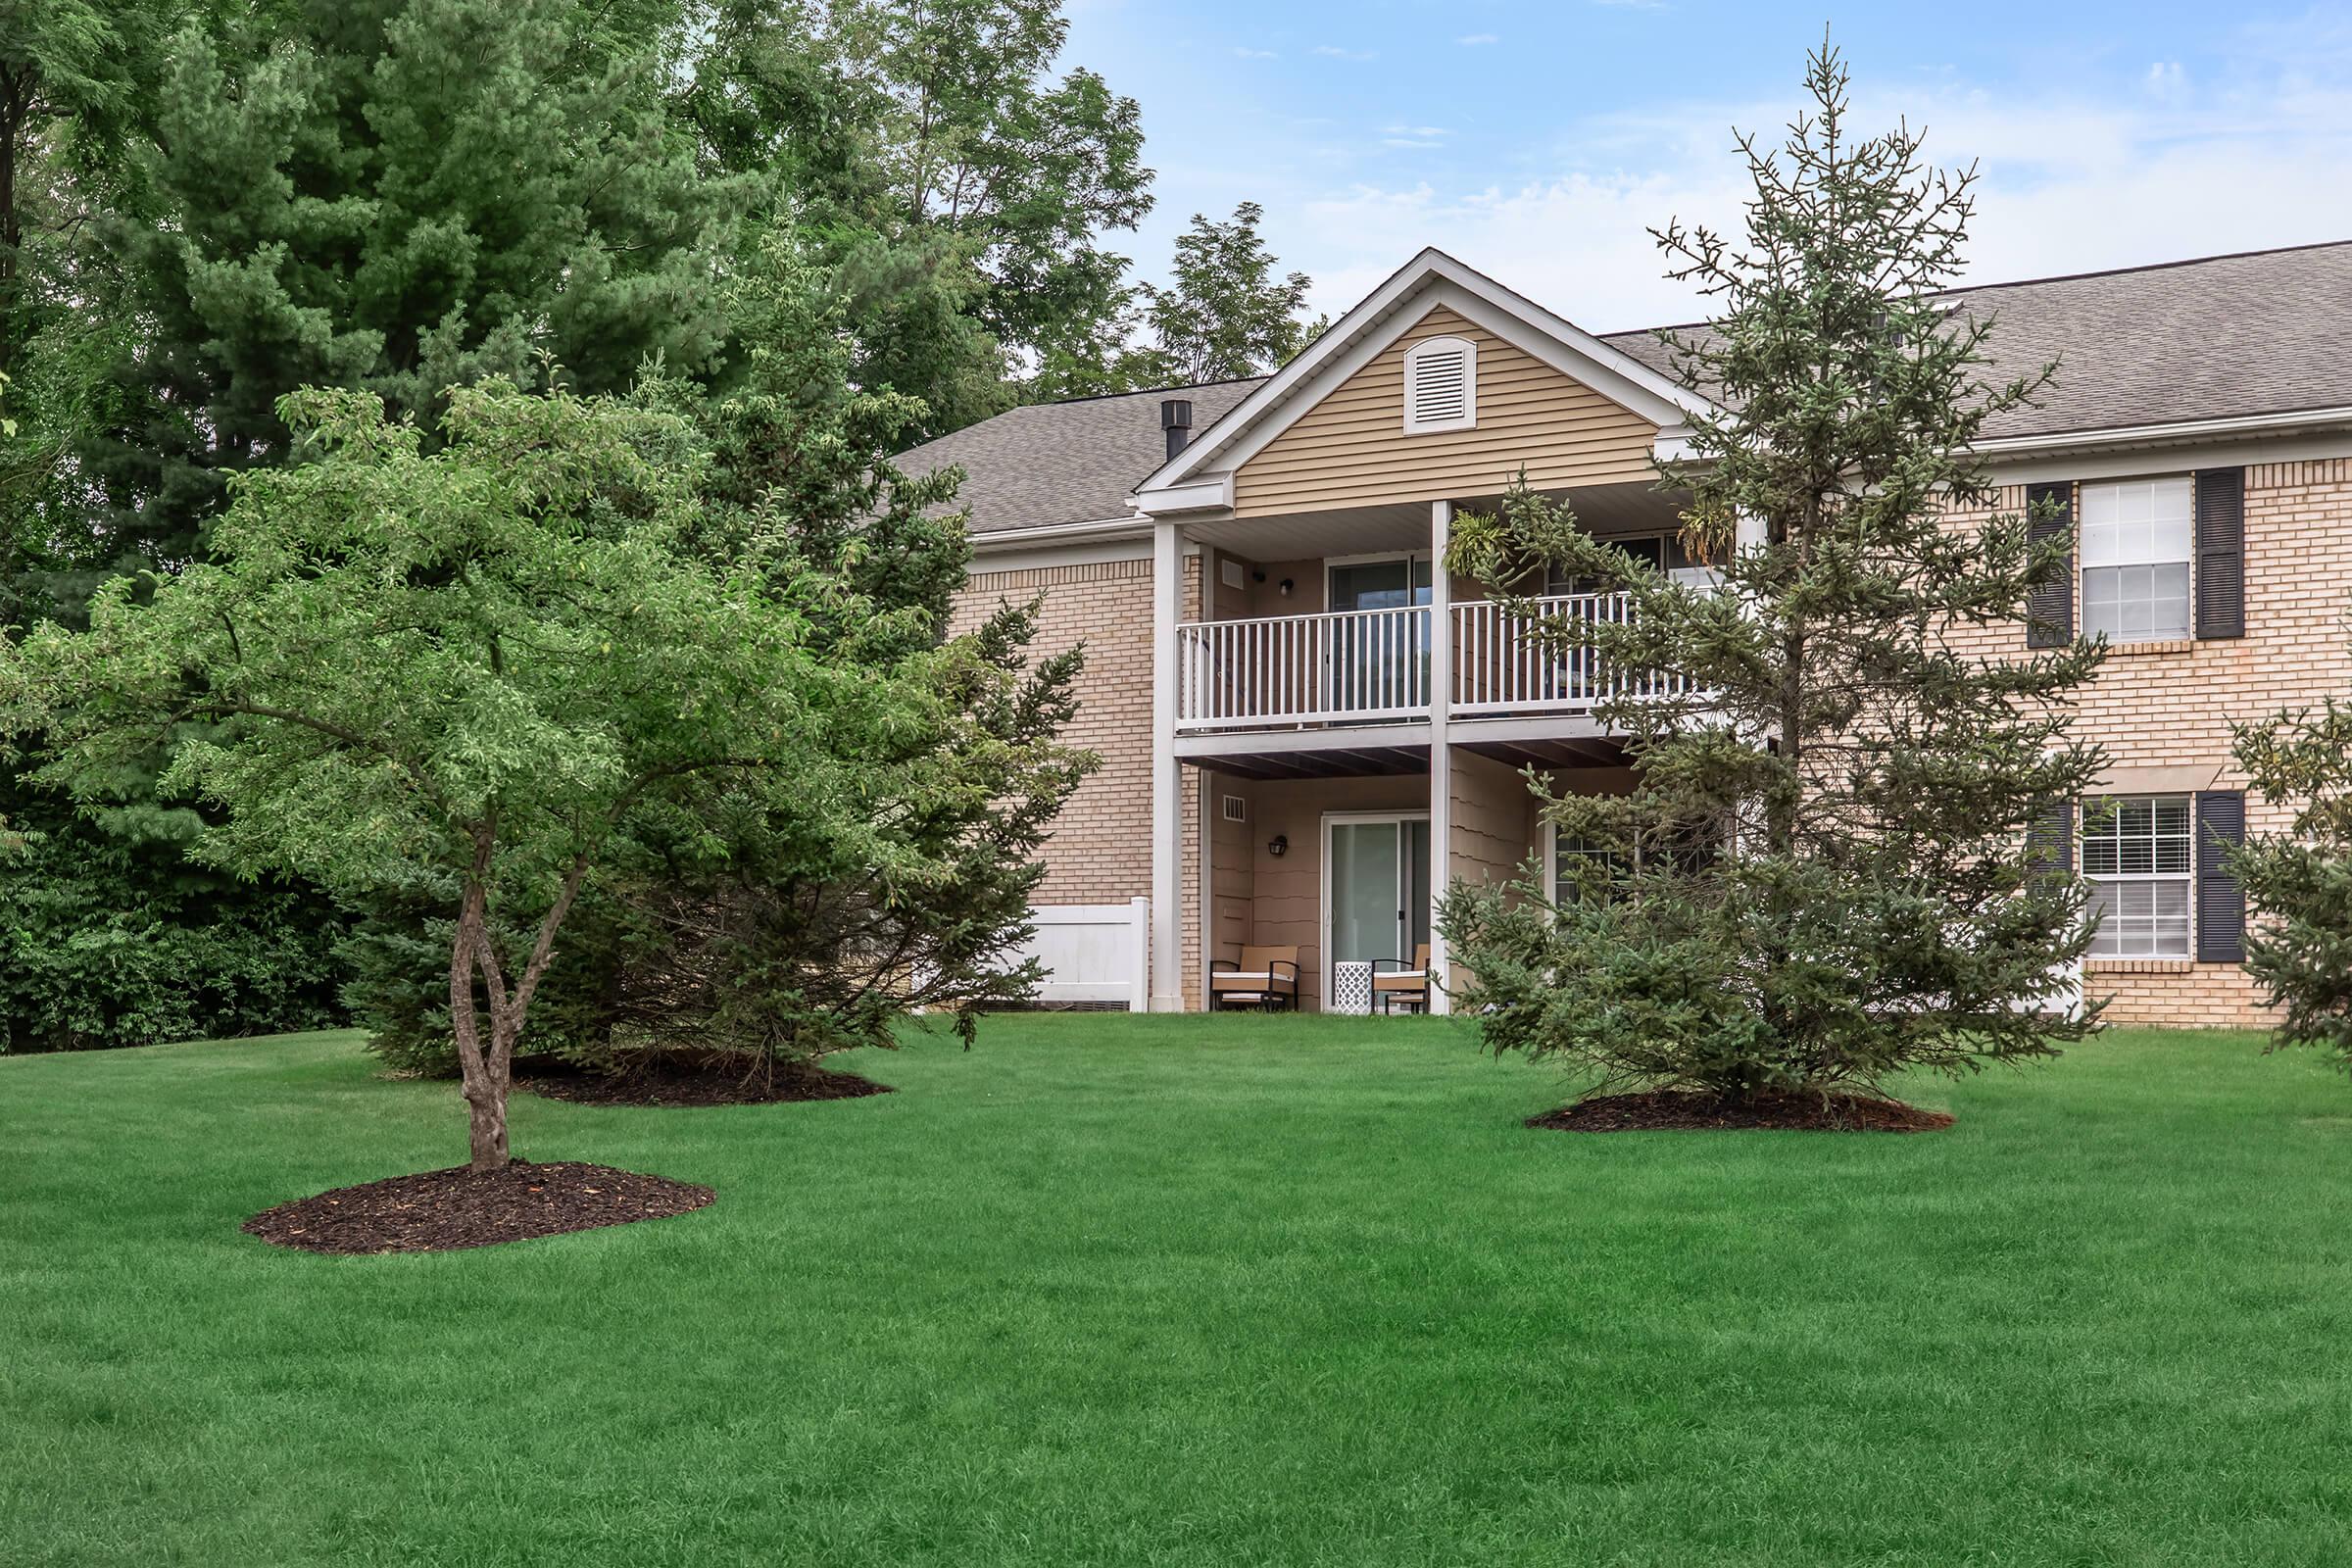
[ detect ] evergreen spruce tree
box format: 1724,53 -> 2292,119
1441,45 -> 2108,1110
2231,667 -> 2352,1077
82,0 -> 738,574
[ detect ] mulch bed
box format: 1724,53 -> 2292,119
243,1160 -> 714,1254
514,1049 -> 893,1108
1528,1089 -> 1954,1134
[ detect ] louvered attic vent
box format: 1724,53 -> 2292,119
1403,335 -> 1476,433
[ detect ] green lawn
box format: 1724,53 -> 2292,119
6,1017 -> 2351,1566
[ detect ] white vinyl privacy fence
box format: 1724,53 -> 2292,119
998,899 -> 1151,1010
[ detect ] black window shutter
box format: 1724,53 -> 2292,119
2194,467 -> 2246,639
2026,480 -> 2074,648
2195,790 -> 2246,963
2027,797 -> 2076,880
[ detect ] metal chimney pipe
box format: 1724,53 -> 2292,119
1161,398 -> 1194,462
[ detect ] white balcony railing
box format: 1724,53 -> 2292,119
1174,592 -> 1690,733
1178,604 -> 1430,729
1451,591 -> 1694,715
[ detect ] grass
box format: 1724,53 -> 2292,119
6,1016 -> 2352,1567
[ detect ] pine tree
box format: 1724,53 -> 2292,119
2231,676 -> 2352,1077
1441,44 -> 2109,1108
81,0 -> 739,576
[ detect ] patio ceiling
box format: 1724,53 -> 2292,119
1176,478 -> 1690,563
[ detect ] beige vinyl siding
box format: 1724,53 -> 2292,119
1448,751 -> 1537,895
1233,305 -> 1660,517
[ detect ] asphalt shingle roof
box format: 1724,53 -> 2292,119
897,378 -> 1263,535
906,242 -> 2352,534
1601,240 -> 2352,442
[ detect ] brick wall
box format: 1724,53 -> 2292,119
1951,463 -> 2352,1027
949,557 -> 1158,907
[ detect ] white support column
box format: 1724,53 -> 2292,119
1150,517 -> 1185,1011
1427,499 -> 1453,1016
1735,509 -> 1769,555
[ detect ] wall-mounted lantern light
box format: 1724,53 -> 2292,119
1267,834 -> 1289,858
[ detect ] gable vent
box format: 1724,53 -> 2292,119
1403,335 -> 1477,434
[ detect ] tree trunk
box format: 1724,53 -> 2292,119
464,1069 -> 510,1171
449,835 -> 512,1173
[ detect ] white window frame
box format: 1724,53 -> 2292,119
2081,795 -> 2195,958
1321,809 -> 1434,997
1401,335 -> 1477,435
2079,476 -> 2193,644
1544,823 -> 1625,907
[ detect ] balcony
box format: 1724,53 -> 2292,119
1174,592 -> 1691,734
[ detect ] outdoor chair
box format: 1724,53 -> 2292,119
1209,945 -> 1300,1011
1371,944 -> 1433,1014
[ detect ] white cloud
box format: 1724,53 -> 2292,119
1457,33 -> 1498,46
1311,44 -> 1376,62
1278,55 -> 2352,335
1231,46 -> 1276,60
1382,124 -> 1451,138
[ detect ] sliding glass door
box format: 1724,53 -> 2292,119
1327,814 -> 1432,983
1327,557 -> 1433,714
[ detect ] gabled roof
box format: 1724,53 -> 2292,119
1132,247 -> 1716,509
906,239 -> 2352,538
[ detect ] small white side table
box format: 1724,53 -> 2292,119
1331,960 -> 1374,1016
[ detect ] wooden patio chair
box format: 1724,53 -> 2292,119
1208,945 -> 1300,1011
1371,944 -> 1433,1014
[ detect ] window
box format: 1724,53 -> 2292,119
1402,336 -> 1476,433
2082,796 -> 2193,956
1546,533 -> 1706,596
2080,478 -> 2191,643
1550,828 -> 1623,906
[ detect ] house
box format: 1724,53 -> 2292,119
908,242 -> 2352,1026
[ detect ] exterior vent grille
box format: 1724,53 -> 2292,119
1403,336 -> 1476,433
1221,794 -> 1248,823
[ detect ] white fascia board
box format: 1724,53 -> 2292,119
1431,270 -> 1705,428
968,534 -> 1154,574
1651,424 -> 1699,466
967,514 -> 1150,554
1973,406 -> 2352,464
1132,247 -> 1718,507
1130,474 -> 1234,515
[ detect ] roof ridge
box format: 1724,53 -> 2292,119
1938,237 -> 2352,298
1602,238 -> 2352,340
1020,373 -> 1268,411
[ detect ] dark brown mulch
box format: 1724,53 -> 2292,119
514,1048 -> 894,1108
243,1160 -> 714,1254
1528,1089 -> 1954,1134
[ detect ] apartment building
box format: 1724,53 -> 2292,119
911,242 -> 2352,1025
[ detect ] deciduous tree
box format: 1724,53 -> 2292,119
3,382 -> 863,1167
1140,202 -> 1320,385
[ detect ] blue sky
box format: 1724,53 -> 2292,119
1060,1 -> 2352,331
